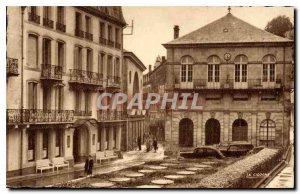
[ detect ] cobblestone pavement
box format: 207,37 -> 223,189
266,146 -> 294,188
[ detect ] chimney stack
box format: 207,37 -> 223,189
149,65 -> 152,72
174,25 -> 180,39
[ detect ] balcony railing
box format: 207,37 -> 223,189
43,18 -> 54,28
56,22 -> 66,32
74,110 -> 92,117
97,110 -> 124,121
99,37 -> 107,45
107,40 -> 114,47
69,69 -> 103,86
75,28 -> 84,38
115,42 -> 121,49
7,109 -> 74,124
6,57 -> 19,76
106,76 -> 121,88
28,12 -> 40,24
41,64 -> 63,80
85,32 -> 93,41
174,79 -> 282,90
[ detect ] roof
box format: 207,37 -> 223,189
163,13 -> 293,47
124,49 -> 147,71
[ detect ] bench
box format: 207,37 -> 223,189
52,157 -> 69,172
105,150 -> 118,160
96,151 -> 106,164
36,159 -> 54,174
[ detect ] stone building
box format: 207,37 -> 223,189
122,50 -> 147,150
6,6 -> 127,176
161,11 -> 293,153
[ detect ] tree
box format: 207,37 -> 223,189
265,15 -> 293,37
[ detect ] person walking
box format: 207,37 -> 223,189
153,136 -> 158,153
138,136 -> 142,151
84,155 -> 94,177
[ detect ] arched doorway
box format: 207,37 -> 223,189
133,72 -> 139,94
179,118 -> 193,147
73,126 -> 89,163
232,119 -> 248,141
205,118 -> 220,145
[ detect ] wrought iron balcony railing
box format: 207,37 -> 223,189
7,109 -> 74,124
6,57 -> 19,76
115,42 -> 121,49
75,28 -> 84,38
56,22 -> 66,32
106,75 -> 121,88
41,64 -> 63,80
107,40 -> 114,47
28,12 -> 40,24
99,37 -> 107,45
85,32 -> 93,41
69,69 -> 103,86
174,78 -> 282,90
74,110 -> 92,117
97,110 -> 124,121
43,18 -> 54,28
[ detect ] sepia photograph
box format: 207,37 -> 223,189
5,5 -> 294,189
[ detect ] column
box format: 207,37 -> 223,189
224,112 -> 230,142
251,113 -> 257,146
100,127 -> 106,151
21,127 -> 27,166
48,128 -> 56,159
108,126 -> 114,150
116,125 -> 122,150
197,113 -> 202,146
35,129 -> 43,160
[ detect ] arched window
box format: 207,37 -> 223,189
234,55 -> 248,83
232,119 -> 248,141
262,55 -> 276,82
180,56 -> 194,83
259,119 -> 276,147
207,56 -> 220,82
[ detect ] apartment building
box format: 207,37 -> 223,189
6,6 -> 126,177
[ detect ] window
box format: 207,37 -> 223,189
57,41 -> 65,70
75,12 -> 82,30
115,58 -> 120,77
75,90 -> 81,112
115,28 -> 120,44
27,129 -> 35,161
54,86 -> 63,111
27,34 -> 38,68
84,92 -> 90,113
107,55 -> 113,76
99,22 -> 105,38
43,86 -> 51,111
57,6 -> 65,24
98,53 -> 105,76
43,7 -> 51,20
86,49 -> 93,71
262,55 -> 276,82
232,119 -> 248,141
55,129 -> 62,157
207,56 -> 220,82
234,55 -> 248,82
74,46 -> 82,70
85,16 -> 91,33
180,56 -> 194,82
28,82 -> 38,109
108,25 -> 112,41
42,130 -> 48,159
30,6 -> 37,15
42,38 -> 51,65
259,119 -> 276,147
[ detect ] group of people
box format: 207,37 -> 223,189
135,133 -> 158,152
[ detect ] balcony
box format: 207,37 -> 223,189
56,22 -> 66,32
7,109 -> 74,124
97,110 -> 124,121
28,12 -> 40,24
74,110 -> 92,117
115,42 -> 121,49
99,37 -> 107,45
174,79 -> 282,90
106,76 -> 121,90
41,64 -> 63,81
43,18 -> 54,28
85,32 -> 93,41
6,57 -> 19,76
75,28 -> 84,38
107,40 -> 114,47
69,69 -> 103,91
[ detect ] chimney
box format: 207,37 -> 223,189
149,65 -> 152,72
174,25 -> 180,39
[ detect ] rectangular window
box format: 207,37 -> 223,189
86,49 -> 93,71
57,6 -> 64,24
31,7 -> 37,15
100,22 -> 105,38
85,92 -> 90,113
181,65 -> 186,82
43,87 -> 51,111
115,58 -> 120,78
27,129 -> 35,161
75,90 -> 81,111
75,12 -> 82,30
115,28 -> 119,43
27,34 -> 38,68
242,64 -> 247,82
98,53 -> 105,75
55,86 -> 63,111
108,25 -> 112,41
85,16 -> 91,33
42,130 -> 48,159
215,64 -> 220,82
270,64 -> 275,82
28,82 -> 38,109
42,38 -> 51,65
263,64 -> 268,82
107,56 -> 113,76
43,7 -> 51,19
235,64 -> 240,82
57,41 -> 65,70
74,46 -> 82,70
208,64 -> 213,82
187,64 -> 193,82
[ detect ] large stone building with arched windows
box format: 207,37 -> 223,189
161,11 -> 293,153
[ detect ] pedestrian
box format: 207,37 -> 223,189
153,136 -> 158,153
138,136 -> 142,151
84,155 -> 94,176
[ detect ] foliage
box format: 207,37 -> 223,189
265,15 -> 293,37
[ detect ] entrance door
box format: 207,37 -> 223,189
179,118 -> 193,147
205,118 -> 220,145
73,127 -> 89,163
232,119 -> 248,141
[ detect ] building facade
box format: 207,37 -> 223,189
161,12 -> 293,153
6,6 -> 127,177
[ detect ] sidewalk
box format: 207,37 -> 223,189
7,144 -> 164,188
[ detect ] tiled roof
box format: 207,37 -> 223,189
164,13 -> 292,46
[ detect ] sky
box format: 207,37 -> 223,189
122,6 -> 294,73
